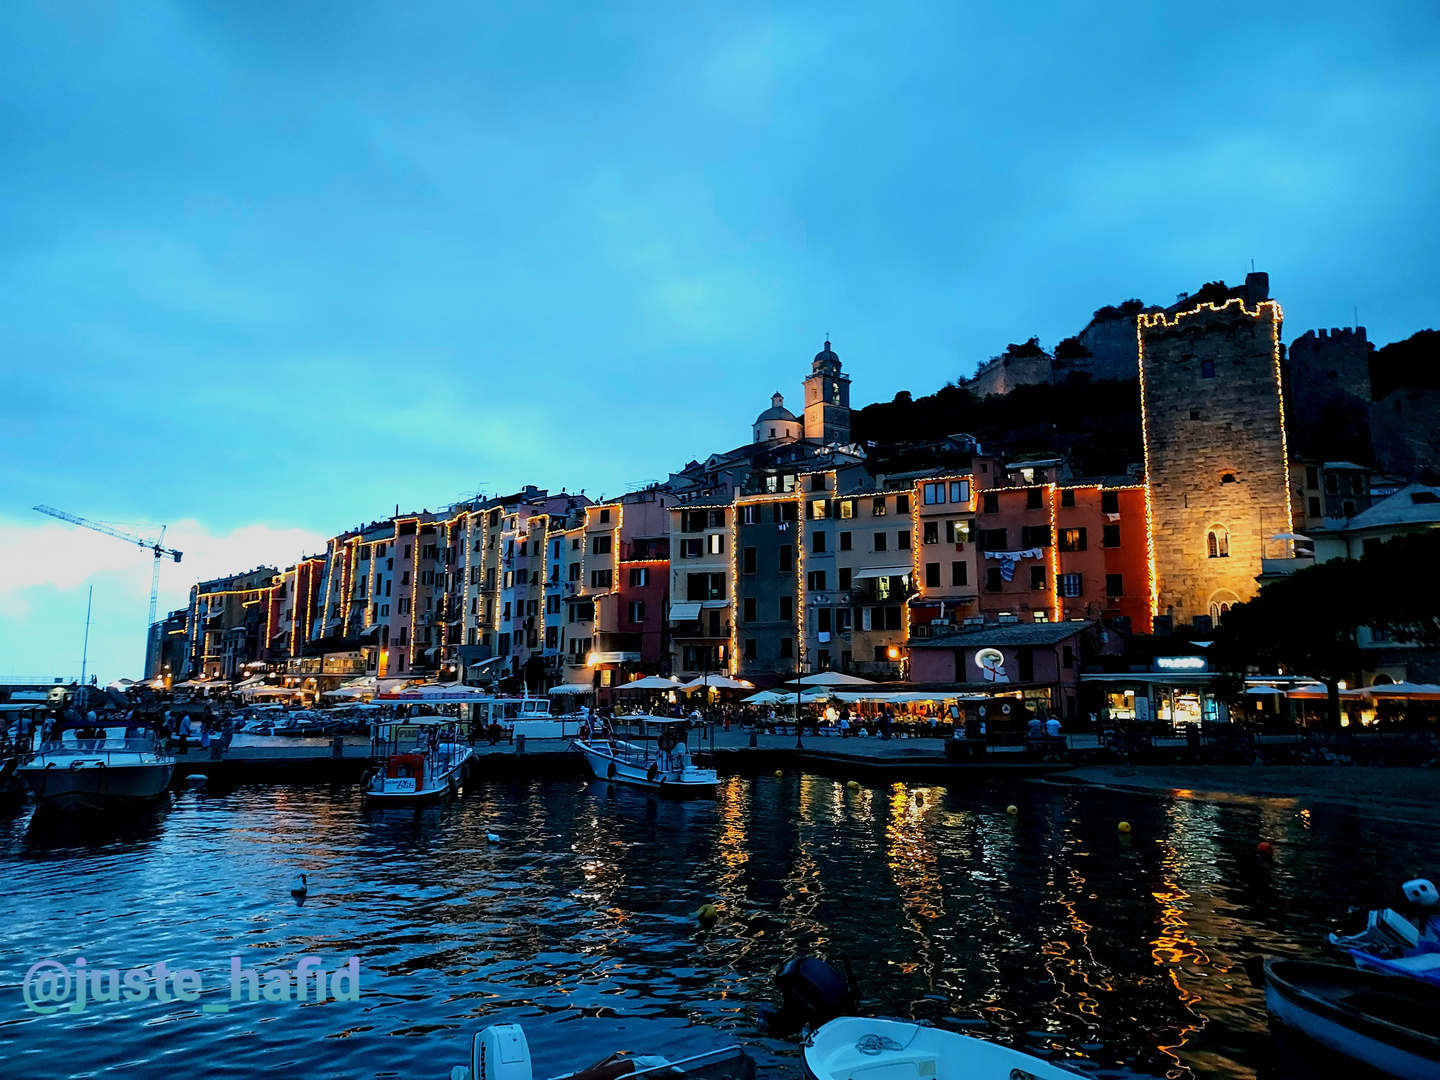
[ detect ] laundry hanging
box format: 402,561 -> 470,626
984,547 -> 1045,581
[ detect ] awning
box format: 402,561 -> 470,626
547,684 -> 595,696
669,602 -> 702,621
359,623 -> 383,639
849,565 -> 913,581
700,600 -> 730,609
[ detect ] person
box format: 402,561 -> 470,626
880,707 -> 894,741
1045,716 -> 1062,738
200,722 -> 212,751
179,713 -> 193,751
838,712 -> 851,738
1026,715 -> 1044,740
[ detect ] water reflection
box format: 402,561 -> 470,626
0,776 -> 1430,1079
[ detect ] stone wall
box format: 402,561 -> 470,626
1286,326 -> 1372,457
965,352 -> 1052,397
1372,387 -> 1440,480
1140,291 -> 1291,624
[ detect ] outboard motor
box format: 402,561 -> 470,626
756,956 -> 860,1038
466,1023 -> 532,1080
1403,879 -> 1439,910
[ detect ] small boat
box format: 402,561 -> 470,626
364,718 -> 473,802
1327,879 -> 1440,988
17,721 -> 175,813
449,1022 -> 753,1080
1263,958 -> 1440,1080
802,1017 -> 1087,1080
572,717 -> 717,796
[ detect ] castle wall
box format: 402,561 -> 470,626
965,353 -> 1052,397
1139,296 -> 1291,623
1073,316 -> 1142,381
1286,326 -> 1371,455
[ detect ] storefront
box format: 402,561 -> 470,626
1081,655 -> 1227,728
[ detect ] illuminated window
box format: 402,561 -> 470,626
1207,527 -> 1230,559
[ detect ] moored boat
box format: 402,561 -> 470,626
802,1016 -> 1087,1080
17,721 -> 175,813
1327,878 -> 1440,988
448,1022 -> 753,1080
572,717 -> 717,796
363,718 -> 473,802
1263,958 -> 1440,1080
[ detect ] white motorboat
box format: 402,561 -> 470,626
572,717 -> 717,796
469,695 -> 587,741
803,1017 -> 1088,1080
363,718 -> 473,802
1263,958 -> 1440,1080
18,722 -> 175,813
448,1022 -> 753,1080
1327,879 -> 1440,989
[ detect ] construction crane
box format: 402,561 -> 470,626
33,505 -> 184,635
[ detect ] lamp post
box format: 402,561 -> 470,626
794,647 -> 805,749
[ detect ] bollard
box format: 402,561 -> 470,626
332,735 -> 344,759
516,733 -> 526,755
749,730 -> 758,748
210,741 -> 223,761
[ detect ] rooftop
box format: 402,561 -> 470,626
913,619 -> 1097,649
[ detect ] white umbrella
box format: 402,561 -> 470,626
679,675 -> 754,692
742,690 -> 785,704
786,671 -> 874,688
615,676 -> 682,691
547,684 -> 595,696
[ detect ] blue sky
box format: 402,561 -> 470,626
3,1 -> 1438,680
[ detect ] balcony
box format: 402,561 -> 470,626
1259,554 -> 1315,578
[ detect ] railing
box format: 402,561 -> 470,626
30,737 -> 167,761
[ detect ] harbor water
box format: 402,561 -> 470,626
0,773 -> 1431,1079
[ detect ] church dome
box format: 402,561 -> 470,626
755,392 -> 797,424
812,339 -> 841,373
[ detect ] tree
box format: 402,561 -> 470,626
1213,558 -> 1367,727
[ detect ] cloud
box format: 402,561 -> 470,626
0,516 -> 327,682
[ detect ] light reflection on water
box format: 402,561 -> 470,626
0,774 -> 1428,1080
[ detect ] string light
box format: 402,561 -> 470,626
1048,483 -> 1061,623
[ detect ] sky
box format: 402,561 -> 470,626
3,1 -> 1438,682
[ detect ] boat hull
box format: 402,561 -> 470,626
19,760 -> 174,813
1264,959 -> 1440,1080
573,740 -> 717,796
802,1016 -> 1085,1080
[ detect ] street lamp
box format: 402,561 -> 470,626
794,647 -> 806,749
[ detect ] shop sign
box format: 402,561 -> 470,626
1153,655 -> 1207,673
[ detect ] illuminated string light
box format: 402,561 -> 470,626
1048,483 -> 1061,623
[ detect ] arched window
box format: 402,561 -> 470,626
1210,602 -> 1220,624
1207,527 -> 1229,559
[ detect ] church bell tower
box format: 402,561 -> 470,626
803,340 -> 851,445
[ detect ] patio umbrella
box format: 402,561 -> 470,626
786,671 -> 874,687
1286,683 -> 1366,699
679,675 -> 754,692
547,684 -> 595,696
742,690 -> 785,704
1365,681 -> 1440,700
615,676 -> 683,691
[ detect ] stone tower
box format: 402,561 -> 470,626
803,340 -> 851,445
1138,273 -> 1292,625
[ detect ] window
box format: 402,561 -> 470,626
401,570 -> 411,585
628,567 -> 650,587
1207,527 -> 1230,559
779,596 -> 793,621
837,608 -> 852,632
780,637 -> 793,659
685,572 -> 725,601
1305,465 -> 1319,489
502,602 -> 511,620
403,544 -> 411,559
1221,473 -> 1237,485
982,492 -> 999,514
599,508 -> 611,524
1103,523 -> 1121,547
985,567 -> 1003,592
1030,565 -> 1047,590
1201,359 -> 1216,378
949,481 -> 968,505
568,563 -> 580,581
807,569 -> 827,590
812,531 -> 827,553
681,538 -> 703,558
743,597 -> 756,621
839,531 -> 852,551
592,535 -> 612,555
779,544 -> 793,571
503,571 -> 514,589
1060,489 -> 1075,508
707,509 -> 725,528
708,533 -> 724,555
885,606 -> 903,630
571,537 -> 581,550
1106,574 -> 1124,597
627,601 -> 645,623
1026,487 -> 1043,510
898,530 -> 911,549
1058,528 -> 1087,552
1306,496 -> 1321,518
398,597 -> 411,614
838,567 -> 852,589
951,561 -> 967,586
742,547 -> 757,574
838,500 -> 855,519
1021,525 -> 1050,547
874,532 -> 888,552
590,569 -> 613,589
925,563 -> 941,587
980,528 -> 1007,551
923,521 -> 939,544
1101,490 -> 1119,514
774,502 -> 798,523
809,500 -> 829,519
1059,573 -> 1083,597
872,497 -> 887,517
947,520 -> 973,544
1343,500 -> 1356,517
744,638 -> 757,659
818,607 -> 832,632
923,482 -> 946,505
895,494 -> 910,514
741,504 -> 760,524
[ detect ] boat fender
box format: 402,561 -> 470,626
606,762 -> 617,780
291,874 -> 308,897
647,763 -> 659,782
